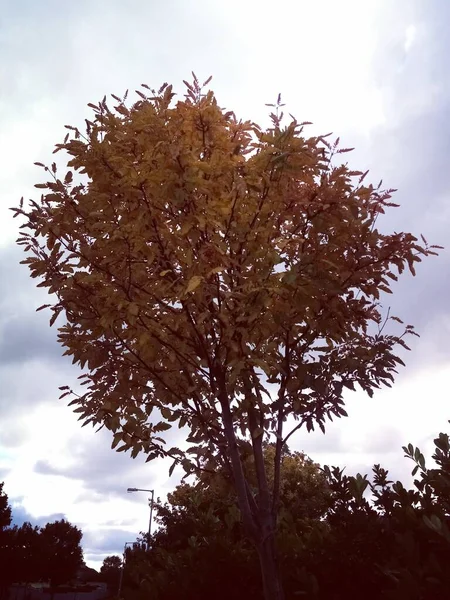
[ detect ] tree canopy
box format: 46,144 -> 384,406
12,74 -> 440,599
100,554 -> 122,591
39,519 -> 84,588
0,490 -> 83,596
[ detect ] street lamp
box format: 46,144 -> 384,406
127,487 -> 155,541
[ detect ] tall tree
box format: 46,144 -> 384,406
39,519 -> 83,591
12,75 -> 440,599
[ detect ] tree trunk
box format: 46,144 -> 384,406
256,532 -> 285,600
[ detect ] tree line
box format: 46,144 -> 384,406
0,485 -> 83,598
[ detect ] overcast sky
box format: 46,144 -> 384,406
1,0 -> 449,570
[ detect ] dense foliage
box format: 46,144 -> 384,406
0,487 -> 83,597
13,74 -> 440,599
120,429 -> 450,600
100,554 -> 123,591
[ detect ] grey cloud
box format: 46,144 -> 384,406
82,528 -> 140,566
0,244 -> 46,310
0,244 -> 68,366
83,527 -> 139,554
342,5 -> 450,369
101,518 -> 138,528
11,501 -> 66,527
0,357 -> 76,430
32,427 -> 169,498
0,315 -> 63,365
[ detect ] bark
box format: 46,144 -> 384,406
218,369 -> 285,599
256,531 -> 285,600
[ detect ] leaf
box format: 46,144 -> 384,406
36,304 -> 51,312
252,427 -> 264,439
168,459 -> 177,477
337,147 -> 354,154
160,407 -> 172,420
184,275 -> 203,295
154,422 -> 172,432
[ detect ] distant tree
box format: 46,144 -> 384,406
39,519 -> 83,593
100,555 -> 122,592
77,561 -> 100,583
17,523 -> 40,582
14,74 -> 441,599
0,483 -> 11,531
0,483 -> 12,599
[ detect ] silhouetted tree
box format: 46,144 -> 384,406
100,555 -> 122,592
39,519 -> 83,594
0,483 -> 12,599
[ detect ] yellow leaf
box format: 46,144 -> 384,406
184,275 -> 203,294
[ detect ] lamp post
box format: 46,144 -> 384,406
127,487 -> 155,542
117,541 -> 134,599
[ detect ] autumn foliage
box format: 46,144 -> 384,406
12,74 -> 440,599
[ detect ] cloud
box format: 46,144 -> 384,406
83,527 -> 140,555
11,501 -> 66,528
31,428 -> 161,497
0,315 -> 63,366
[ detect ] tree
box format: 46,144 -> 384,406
8,522 -> 41,588
309,427 -> 450,600
123,447 -> 330,600
100,555 -> 122,592
12,74 -> 441,599
0,483 -> 11,532
0,483 -> 12,599
39,519 -> 83,592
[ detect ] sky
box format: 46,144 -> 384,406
0,0 -> 449,570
